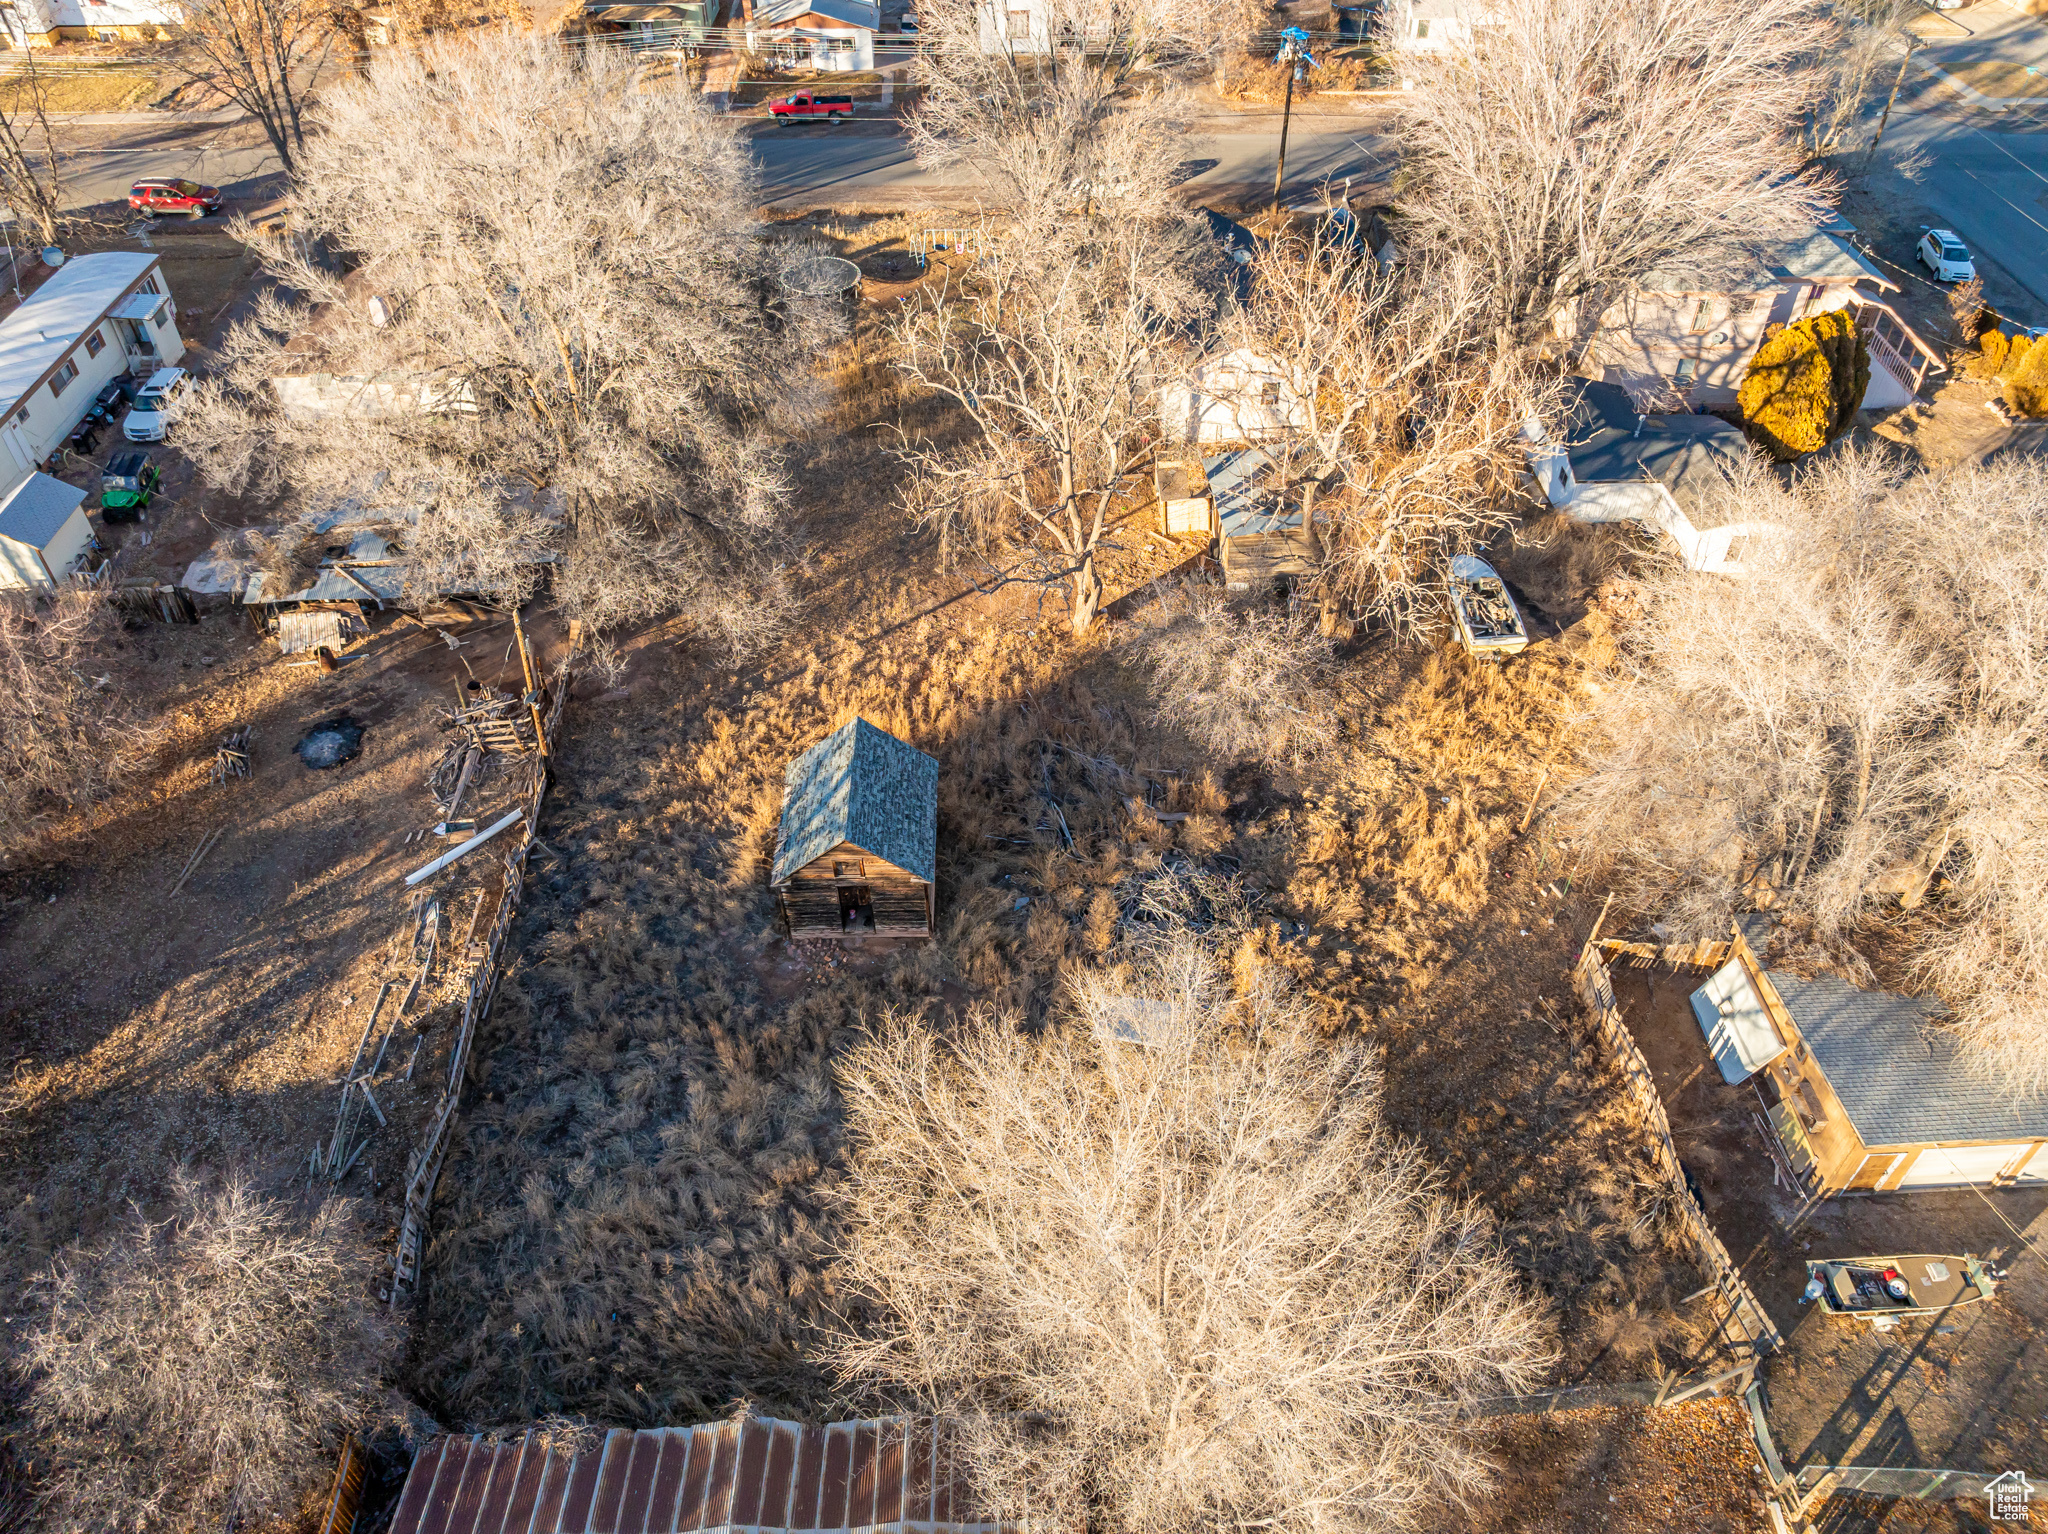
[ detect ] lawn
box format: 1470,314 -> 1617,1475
0,64 -> 161,115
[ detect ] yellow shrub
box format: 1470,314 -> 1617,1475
1738,310 -> 1870,460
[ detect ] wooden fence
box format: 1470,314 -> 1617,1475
390,654 -> 576,1304
1573,939 -> 1785,1358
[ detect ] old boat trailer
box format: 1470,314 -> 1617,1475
1802,1253 -> 2003,1327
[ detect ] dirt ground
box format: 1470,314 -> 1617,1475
1609,964 -> 2048,1482
1456,1399 -> 1772,1532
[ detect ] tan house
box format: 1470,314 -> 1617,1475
1580,223 -> 1945,410
771,717 -> 937,941
1692,924 -> 2048,1195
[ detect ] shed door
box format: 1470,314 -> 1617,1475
1892,1144 -> 2024,1189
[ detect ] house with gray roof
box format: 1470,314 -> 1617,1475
1521,379 -> 1780,574
0,472 -> 94,590
771,717 -> 937,941
746,0 -> 878,69
1687,928 -> 2048,1195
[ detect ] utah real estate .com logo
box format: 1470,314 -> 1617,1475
1987,1469 -> 2033,1522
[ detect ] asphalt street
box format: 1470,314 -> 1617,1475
42,116 -> 1395,218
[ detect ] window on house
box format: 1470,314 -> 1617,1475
1689,297 -> 1715,334
1724,534 -> 1751,565
1006,6 -> 1030,38
48,358 -> 77,398
1261,380 -> 1282,412
84,329 -> 104,358
141,275 -> 160,295
1415,18 -> 1429,36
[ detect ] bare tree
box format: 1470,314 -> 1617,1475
1798,0 -> 1920,160
1211,227 -> 1558,638
0,588 -> 166,858
828,910 -> 1554,1534
166,0 -> 339,177
175,35 -> 837,661
905,0 -> 1256,228
15,1170 -> 403,1534
890,208 -> 1212,633
0,49 -> 64,249
1568,448 -> 2048,1087
1395,0 -> 1835,347
1121,580 -> 1340,765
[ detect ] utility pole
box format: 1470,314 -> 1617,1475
1270,26 -> 1315,216
1866,34 -> 1918,168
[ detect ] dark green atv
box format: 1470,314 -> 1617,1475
100,450 -> 160,520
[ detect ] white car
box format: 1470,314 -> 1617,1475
1917,229 -> 1976,284
122,366 -> 190,442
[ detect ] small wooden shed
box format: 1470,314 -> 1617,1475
771,717 -> 937,941
1206,448 -> 1319,590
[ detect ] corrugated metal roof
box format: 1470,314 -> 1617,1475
1638,228 -> 1895,295
755,0 -> 877,26
1202,448 -> 1300,536
1768,970 -> 2048,1146
245,530 -> 406,604
772,718 -> 937,886
388,1417 -> 1009,1534
0,472 -> 86,552
0,253 -> 157,414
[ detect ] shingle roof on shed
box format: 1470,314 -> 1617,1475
772,718 -> 937,886
1768,970 -> 2048,1146
387,1416 -> 1011,1534
0,472 -> 86,552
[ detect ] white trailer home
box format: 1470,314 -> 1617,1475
0,252 -> 182,492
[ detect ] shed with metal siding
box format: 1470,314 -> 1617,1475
385,1416 -> 1013,1534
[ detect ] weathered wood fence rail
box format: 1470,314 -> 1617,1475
390,654 -> 576,1304
1572,938 -> 1785,1358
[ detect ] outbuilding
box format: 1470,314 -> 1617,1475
0,472 -> 94,589
1690,926 -> 2048,1194
0,252 -> 181,492
771,717 -> 937,941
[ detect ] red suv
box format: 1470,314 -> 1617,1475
129,179 -> 223,219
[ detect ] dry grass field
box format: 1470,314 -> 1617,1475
406,301 -> 1731,1435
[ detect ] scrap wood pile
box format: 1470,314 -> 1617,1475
211,726 -> 251,785
446,688 -> 537,758
390,642 -> 576,1304
316,897 -> 442,1185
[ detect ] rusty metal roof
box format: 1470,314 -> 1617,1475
389,1416 -> 1006,1534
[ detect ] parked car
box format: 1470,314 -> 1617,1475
1916,229 -> 1976,283
122,367 -> 191,442
769,91 -> 855,122
129,178 -> 223,219
899,9 -> 918,30
100,450 -> 160,520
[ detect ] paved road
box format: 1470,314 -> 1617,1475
748,118 -> 1396,206
42,114 -> 1395,219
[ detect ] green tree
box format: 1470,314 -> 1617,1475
1738,309 -> 1870,460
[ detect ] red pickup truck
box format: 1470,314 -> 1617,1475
769,91 -> 855,122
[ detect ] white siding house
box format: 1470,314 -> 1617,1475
747,0 -> 878,69
1380,0 -> 1503,53
0,472 -> 94,589
0,0 -> 181,47
0,252 -> 182,492
1160,348 -> 1308,446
